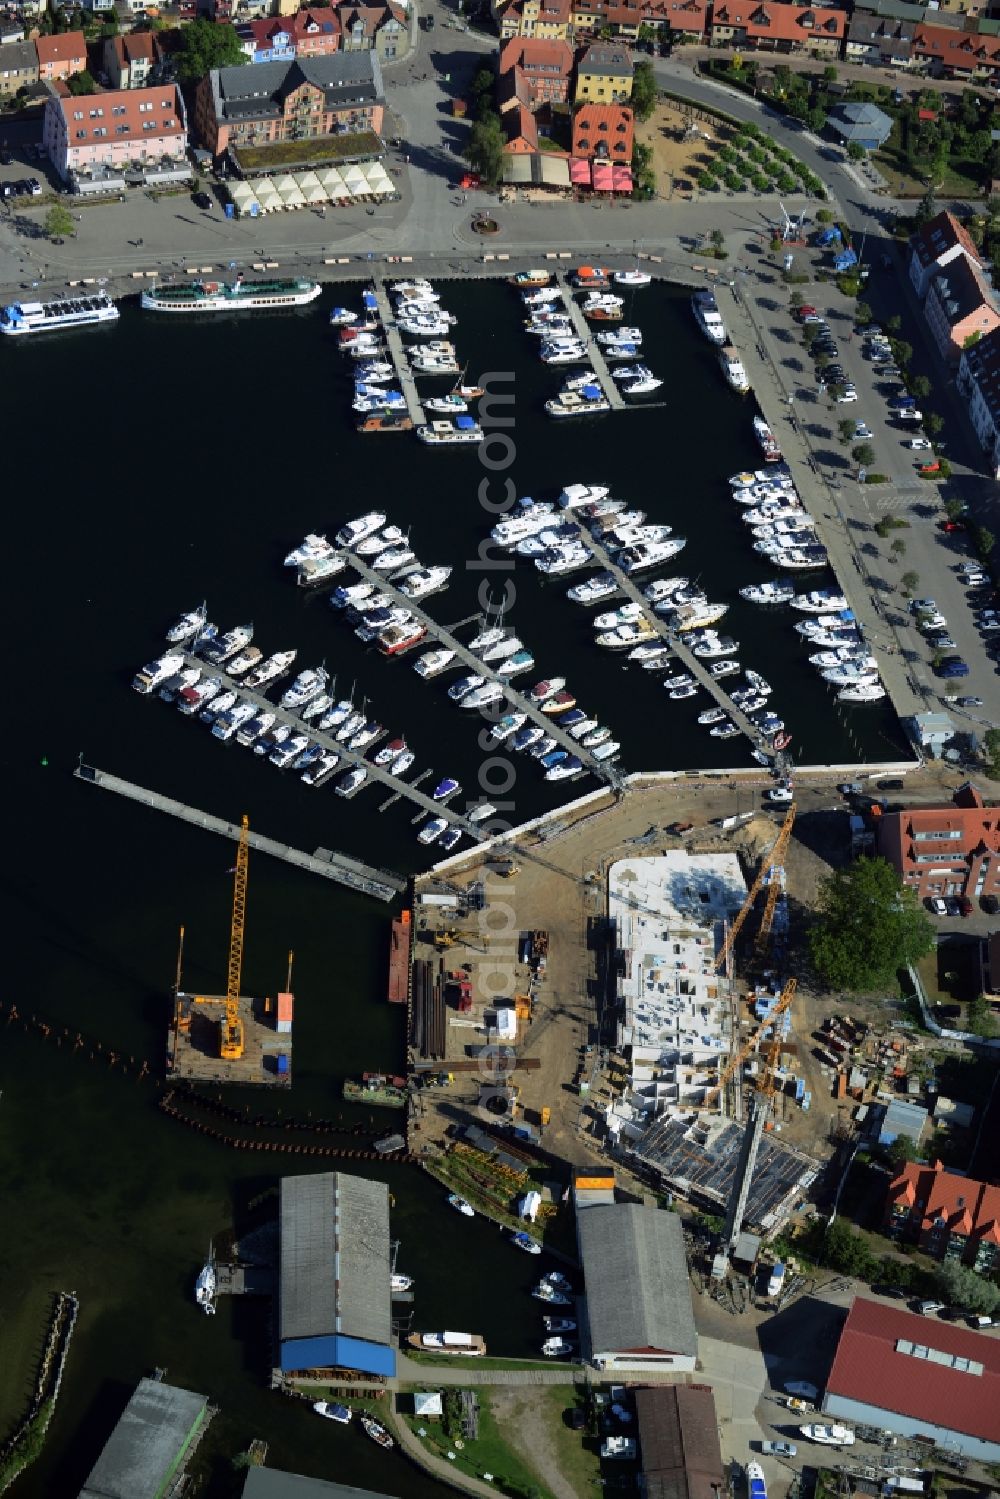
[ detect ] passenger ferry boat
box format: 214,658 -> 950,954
140,275 -> 321,314
0,290 -> 119,336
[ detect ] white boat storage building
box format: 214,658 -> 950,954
578,1204 -> 697,1373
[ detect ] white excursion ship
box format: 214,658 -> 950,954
141,275 -> 321,314
692,289 -> 727,345
0,290 -> 119,336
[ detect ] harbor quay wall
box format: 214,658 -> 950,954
424,760 -> 921,878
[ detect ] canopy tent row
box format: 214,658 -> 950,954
225,159 -> 396,215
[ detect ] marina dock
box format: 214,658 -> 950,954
168,658 -> 487,839
74,763 -> 405,900
371,277 -> 425,427
573,532 -> 769,753
554,273 -> 625,411
339,552 -> 624,788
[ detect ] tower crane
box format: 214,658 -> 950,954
219,814 -> 250,1061
692,978 -> 797,1116
712,803 -> 796,977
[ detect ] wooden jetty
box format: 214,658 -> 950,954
340,552 -> 623,788
554,273 -> 625,411
170,654 -> 486,838
573,531 -> 769,752
74,763 -> 405,900
371,277 -> 425,427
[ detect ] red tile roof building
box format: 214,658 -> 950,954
572,100 -> 633,160
499,36 -> 573,102
909,208 -> 984,298
914,19 -> 1000,82
503,102 -> 539,151
103,31 -> 160,90
823,1298 -> 1000,1459
876,784 -> 1000,902
710,1 -> 846,53
42,82 -> 186,182
237,10 -> 342,62
35,30 -> 86,82
570,0 -> 708,36
885,1160 -> 1000,1271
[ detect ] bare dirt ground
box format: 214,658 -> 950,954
488,1388 -> 584,1499
635,99 -> 728,197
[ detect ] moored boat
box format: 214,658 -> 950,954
142,276 -> 320,313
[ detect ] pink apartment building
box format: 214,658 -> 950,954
43,83 -> 187,182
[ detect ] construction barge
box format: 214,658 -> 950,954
388,912 -> 412,1004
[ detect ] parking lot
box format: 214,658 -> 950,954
744,249 -> 1000,732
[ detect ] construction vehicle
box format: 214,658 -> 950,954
218,814 -> 249,1059
713,804 -> 796,977
433,928 -> 488,951
540,1106 -> 551,1128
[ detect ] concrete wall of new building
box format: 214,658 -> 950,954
821,1393 -> 1000,1462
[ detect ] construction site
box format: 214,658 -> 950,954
167,815 -> 296,1087
405,773 -> 866,1253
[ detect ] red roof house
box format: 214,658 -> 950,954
499,36 -> 573,102
35,30 -> 87,82
914,20 -> 1000,83
503,103 -> 539,152
884,1159 -> 1000,1271
824,1298 -> 1000,1457
572,100 -> 633,160
710,1 -> 846,53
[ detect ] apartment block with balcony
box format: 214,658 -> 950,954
876,783 -> 1000,902
885,1160 -> 1000,1272
42,81 -> 188,184
957,323 -> 1000,477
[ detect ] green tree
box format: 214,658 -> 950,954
893,339 -> 913,367
838,418 -> 856,444
934,1259 -> 1000,1314
944,498 -> 966,521
100,9 -> 119,34
631,60 -> 657,123
984,728 -> 1000,777
915,185 -> 938,226
790,289 -> 805,308
847,141 -> 866,161
710,227 -> 725,252
887,314 -> 903,334
44,203 -> 75,241
807,105 -> 827,134
465,112 -> 505,187
925,411 -> 944,436
809,857 -> 935,991
823,64 -> 838,81
911,374 -> 931,400
974,525 -> 995,560
66,68 -> 97,95
887,1135 -> 919,1166
900,570 -> 920,594
855,299 -> 872,324
816,207 -> 834,224
175,18 -> 247,84
853,442 -> 876,466
967,993 -> 998,1038
820,1218 -> 877,1279
891,538 -> 907,559
470,67 -> 494,102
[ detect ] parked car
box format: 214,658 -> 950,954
193,191 -> 212,210
926,634 -> 956,649
910,599 -> 938,613
835,388 -> 858,403
927,898 -> 947,915
762,1442 -> 798,1457
957,896 -> 973,917
906,437 -> 932,450
917,1300 -> 945,1314
896,408 -> 924,422
838,781 -> 864,795
982,894 -> 999,914
957,696 -> 984,707
937,658 -> 970,677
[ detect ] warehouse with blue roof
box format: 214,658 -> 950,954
278,1171 -> 395,1379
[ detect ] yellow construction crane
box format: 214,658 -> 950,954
695,977 -> 797,1115
220,814 -> 250,1060
713,803 -> 796,977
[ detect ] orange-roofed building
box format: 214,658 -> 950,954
43,82 -> 187,182
910,208 -> 985,298
914,19 -> 1000,83
499,36 -> 573,102
276,992 -> 294,1033
885,1159 -> 1000,1273
876,782 -> 1000,901
710,0 -> 846,54
572,100 -> 633,160
503,103 -> 539,151
497,0 -> 572,41
35,30 -> 86,82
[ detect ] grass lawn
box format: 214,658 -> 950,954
405,1390 -> 555,1498
234,130 -> 383,172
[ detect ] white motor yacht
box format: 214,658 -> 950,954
692,289 -> 726,344
568,572 -> 618,604
415,648 -> 457,678
739,580 -> 795,605
336,512 -> 386,548
793,589 -> 849,613
838,681 -> 886,702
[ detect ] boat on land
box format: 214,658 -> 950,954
800,1424 -> 855,1446
408,1330 -> 487,1356
314,1401 -> 352,1423
360,1415 -> 394,1449
141,276 -> 321,313
195,1245 -> 216,1314
0,290 -> 119,336
343,1074 -> 408,1109
747,1461 -> 767,1499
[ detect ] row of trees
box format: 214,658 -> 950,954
803,1219 -> 1000,1314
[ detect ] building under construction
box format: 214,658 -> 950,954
167,814 -> 295,1087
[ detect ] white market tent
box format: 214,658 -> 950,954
319,165 -> 347,198
253,177 -> 282,212
273,172 -> 298,195
363,161 -> 393,195
342,164 -> 368,195
297,170 -> 325,201
280,182 -> 307,208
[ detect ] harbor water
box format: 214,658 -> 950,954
0,278 -> 906,1496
